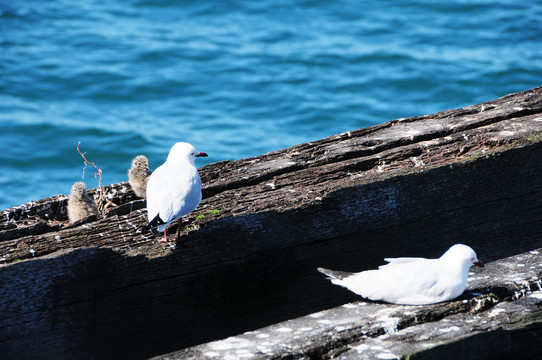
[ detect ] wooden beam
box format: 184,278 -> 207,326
1,86 -> 541,359
152,247 -> 542,360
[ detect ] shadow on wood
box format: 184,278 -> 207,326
1,86 -> 542,359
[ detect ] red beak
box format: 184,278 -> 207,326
196,152 -> 208,158
474,260 -> 484,268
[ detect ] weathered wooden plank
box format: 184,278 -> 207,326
152,247 -> 542,360
0,86 -> 541,359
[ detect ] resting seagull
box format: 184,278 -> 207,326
146,142 -> 208,242
317,244 -> 484,305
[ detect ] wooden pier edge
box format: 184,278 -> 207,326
154,247 -> 542,360
1,86 -> 541,359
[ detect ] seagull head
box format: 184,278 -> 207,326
441,244 -> 484,269
168,142 -> 208,165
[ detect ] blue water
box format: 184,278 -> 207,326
1,0 -> 541,210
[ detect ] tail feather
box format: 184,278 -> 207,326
145,214 -> 166,235
317,267 -> 354,280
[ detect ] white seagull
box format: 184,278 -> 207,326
317,244 -> 484,305
146,142 -> 208,242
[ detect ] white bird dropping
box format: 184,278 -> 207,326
317,244 -> 484,305
67,182 -> 99,224
145,142 -> 208,243
128,155 -> 152,198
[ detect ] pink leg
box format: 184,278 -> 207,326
173,219 -> 182,242
157,228 -> 168,243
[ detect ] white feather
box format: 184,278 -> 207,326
320,244 -> 483,305
146,142 -> 205,232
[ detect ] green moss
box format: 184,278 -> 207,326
526,132 -> 542,144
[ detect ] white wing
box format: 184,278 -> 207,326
337,259 -> 462,305
146,162 -> 202,230
380,257 -> 426,269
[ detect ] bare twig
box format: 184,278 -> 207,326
76,142 -> 107,216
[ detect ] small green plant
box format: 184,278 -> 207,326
185,224 -> 201,232
195,214 -> 205,220
526,133 -> 542,143
208,209 -> 220,215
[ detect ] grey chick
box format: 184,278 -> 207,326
128,155 -> 152,198
67,182 -> 99,223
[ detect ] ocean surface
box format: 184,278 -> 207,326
1,0 -> 541,210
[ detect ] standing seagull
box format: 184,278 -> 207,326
317,244 -> 484,305
128,155 -> 152,198
146,142 -> 208,242
67,182 -> 99,223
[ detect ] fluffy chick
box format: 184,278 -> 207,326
67,182 -> 99,223
128,155 -> 152,198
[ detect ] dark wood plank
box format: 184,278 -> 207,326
1,86 -> 541,359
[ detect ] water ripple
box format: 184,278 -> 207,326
1,0 -> 541,209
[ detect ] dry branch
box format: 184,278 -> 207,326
76,142 -> 116,215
